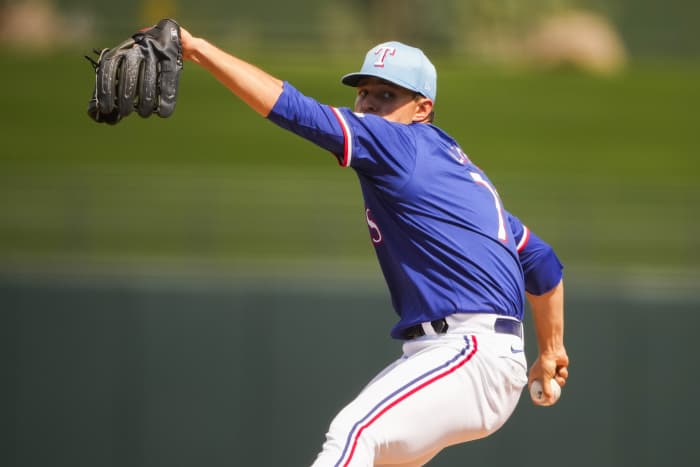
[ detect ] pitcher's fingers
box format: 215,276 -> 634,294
555,366 -> 568,386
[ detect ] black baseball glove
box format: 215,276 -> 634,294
86,18 -> 183,124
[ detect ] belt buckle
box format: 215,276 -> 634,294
431,318 -> 449,334
403,318 -> 449,340
403,324 -> 423,340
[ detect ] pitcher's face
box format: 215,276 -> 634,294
353,78 -> 432,124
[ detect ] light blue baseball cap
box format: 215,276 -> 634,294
341,41 -> 437,101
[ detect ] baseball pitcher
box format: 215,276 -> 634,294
86,20 -> 570,467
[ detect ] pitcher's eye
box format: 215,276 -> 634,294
382,91 -> 393,100
358,89 -> 368,98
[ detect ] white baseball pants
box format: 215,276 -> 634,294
310,313 -> 528,467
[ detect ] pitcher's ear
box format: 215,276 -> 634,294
413,98 -> 434,123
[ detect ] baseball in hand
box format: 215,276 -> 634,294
530,379 -> 561,404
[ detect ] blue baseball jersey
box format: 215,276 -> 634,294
268,83 -> 562,338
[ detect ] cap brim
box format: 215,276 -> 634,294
341,72 -> 427,98
341,72 -> 376,87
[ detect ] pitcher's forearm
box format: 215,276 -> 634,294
183,35 -> 283,117
526,279 -> 565,355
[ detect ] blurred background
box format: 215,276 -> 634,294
1,0 -> 698,466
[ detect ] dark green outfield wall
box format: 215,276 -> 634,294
3,274 -> 698,467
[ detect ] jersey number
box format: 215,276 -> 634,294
365,208 -> 383,244
470,172 -> 507,242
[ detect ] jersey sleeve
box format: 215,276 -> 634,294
267,82 -> 417,190
266,81 -> 347,160
507,212 -> 563,295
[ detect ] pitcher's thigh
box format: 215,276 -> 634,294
315,337 -> 497,466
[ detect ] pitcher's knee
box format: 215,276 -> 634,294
311,418 -> 378,467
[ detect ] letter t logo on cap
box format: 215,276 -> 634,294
373,47 -> 396,68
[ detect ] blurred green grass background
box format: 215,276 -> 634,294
1,52 -> 698,284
